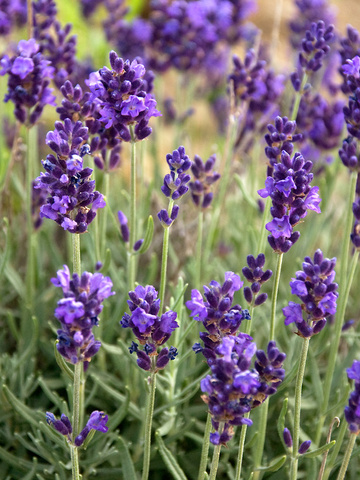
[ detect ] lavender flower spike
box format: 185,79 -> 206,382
345,360 -> 360,434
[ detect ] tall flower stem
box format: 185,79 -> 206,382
159,198 -> 174,315
335,433 -> 357,480
208,422 -> 224,480
129,132 -> 137,291
195,209 -> 204,288
197,413 -> 212,480
252,252 -> 283,478
204,117 -> 237,264
289,337 -> 310,480
290,73 -> 308,122
25,126 -> 37,315
270,252 -> 283,340
315,171 -> 358,445
71,233 -> 82,480
100,170 -> 110,260
142,370 -> 157,480
235,412 -> 251,480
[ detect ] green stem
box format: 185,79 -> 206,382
198,413 -> 212,480
204,117 -> 238,261
72,234 -> 81,277
315,171 -> 358,445
209,422 -> 224,480
159,198 -> 174,315
100,170 -> 110,260
25,126 -> 37,314
70,445 -> 80,480
235,412 -> 250,480
290,337 -> 310,480
129,134 -> 137,291
142,371 -> 157,480
336,433 -> 357,480
195,209 -> 204,288
256,196 -> 271,256
269,252 -> 283,340
290,73 -> 308,121
252,399 -> 269,480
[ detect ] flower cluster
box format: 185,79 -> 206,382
242,253 -> 272,306
51,265 -> 115,367
345,360 -> 360,434
57,79 -> 122,171
282,250 -> 338,338
0,0 -> 27,36
121,285 -> 179,372
100,0 -> 256,77
0,38 -> 56,125
228,50 -> 285,151
258,150 -> 321,253
200,334 -> 286,445
264,116 -> 302,177
188,154 -> 220,209
87,51 -> 161,142
46,410 -> 108,446
341,56 -> 360,139
158,146 -> 191,226
339,25 -> 360,94
35,119 -> 105,233
186,272 -> 250,365
291,21 -> 334,92
288,0 -> 336,50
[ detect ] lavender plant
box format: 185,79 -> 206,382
3,1 -> 360,480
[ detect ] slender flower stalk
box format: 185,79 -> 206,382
198,414 -> 212,480
269,253 -> 283,340
290,337 -> 310,480
195,209 -> 204,288
209,422 -> 224,480
159,197 -> 174,315
290,73 -> 308,121
336,433 -> 357,480
142,370 -> 157,480
129,130 -> 137,291
316,171 -> 358,445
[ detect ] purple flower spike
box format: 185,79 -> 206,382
283,250 -> 337,338
52,266 -> 114,365
189,154 -> 220,209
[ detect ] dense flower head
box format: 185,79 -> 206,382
121,284 -> 179,372
0,0 -> 27,36
34,118 -> 105,233
288,0 -> 336,50
282,249 -> 338,337
46,410 -> 108,446
0,38 -> 56,125
264,116 -> 303,176
201,334 -> 286,445
51,265 -> 115,366
339,136 -> 360,172
186,272 -> 250,365
345,359 -> 360,434
87,51 -> 161,142
242,253 -> 272,306
188,154 -> 220,209
339,26 -> 360,94
101,0 -> 256,76
341,56 -> 360,139
259,150 -> 321,253
297,92 -> 344,153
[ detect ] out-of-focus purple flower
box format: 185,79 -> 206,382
345,359 -> 360,434
121,284 -> 179,372
189,154 -> 220,209
201,334 -> 286,445
1,38 -> 55,125
283,250 -> 338,338
51,265 -> 114,366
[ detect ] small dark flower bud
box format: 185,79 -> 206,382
283,428 -> 293,448
298,440 -> 311,454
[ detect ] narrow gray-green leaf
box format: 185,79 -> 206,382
137,215 -> 154,254
101,248 -> 112,274
117,436 -> 137,480
255,455 -> 286,472
54,341 -> 74,381
303,440 -> 336,458
2,384 -> 42,427
155,431 -> 187,480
